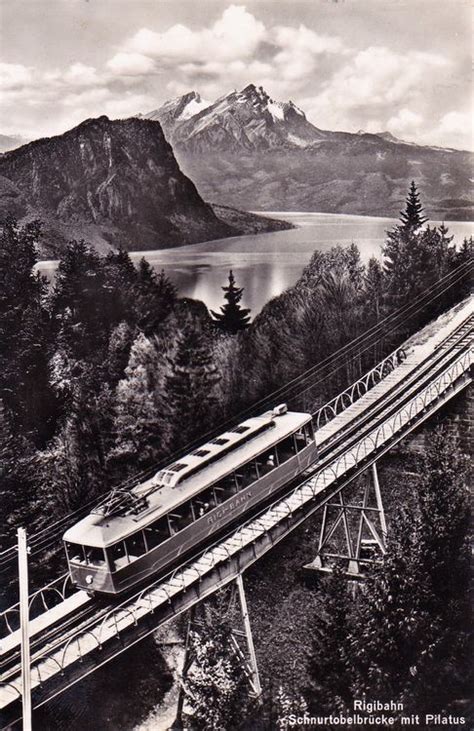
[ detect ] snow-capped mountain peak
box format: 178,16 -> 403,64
144,84 -> 326,151
144,91 -> 211,125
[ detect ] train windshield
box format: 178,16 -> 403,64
65,542 -> 106,567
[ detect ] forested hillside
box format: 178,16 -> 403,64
0,183 -> 472,727
0,184 -> 471,556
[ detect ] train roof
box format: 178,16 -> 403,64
63,408 -> 311,548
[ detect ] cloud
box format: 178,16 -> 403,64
126,5 -> 266,64
107,53 -> 156,77
0,62 -> 33,90
433,111 -> 472,150
387,108 -> 424,137
302,46 -> 449,133
117,4 -> 344,100
0,3 -> 470,150
271,24 -> 344,82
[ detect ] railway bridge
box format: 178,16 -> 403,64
0,285 -> 472,729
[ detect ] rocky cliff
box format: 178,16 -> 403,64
0,116 -> 239,254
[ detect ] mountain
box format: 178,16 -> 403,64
0,116 -> 292,257
143,85 -> 473,220
146,84 -> 326,152
374,131 -> 408,145
0,133 -> 29,153
145,91 -> 211,127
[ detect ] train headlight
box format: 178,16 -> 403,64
85,574 -> 94,585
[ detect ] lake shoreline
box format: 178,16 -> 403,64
36,211 -> 473,315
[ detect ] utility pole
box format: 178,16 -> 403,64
18,527 -> 32,731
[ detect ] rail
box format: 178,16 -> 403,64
313,345 -> 407,427
0,340 -> 471,720
0,261 -> 470,577
0,304 -> 472,637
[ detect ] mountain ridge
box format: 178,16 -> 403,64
0,115 -> 292,256
142,85 -> 473,219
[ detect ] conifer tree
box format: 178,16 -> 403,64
0,402 -> 35,549
400,180 -> 428,231
165,323 -> 219,449
382,182 -> 429,310
211,270 -> 251,334
364,257 -> 385,322
0,216 -> 57,443
455,237 -> 473,299
132,259 -> 177,335
350,428 -> 470,716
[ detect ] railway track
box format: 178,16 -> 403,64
0,297 -> 472,724
0,260 -> 470,583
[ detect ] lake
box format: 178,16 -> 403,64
37,212 -> 473,315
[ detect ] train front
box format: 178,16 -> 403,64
63,514 -> 117,594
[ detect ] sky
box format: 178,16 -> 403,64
0,0 -> 472,149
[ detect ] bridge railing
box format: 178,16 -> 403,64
0,573 -> 73,636
9,347 -> 471,700
313,345 -> 407,429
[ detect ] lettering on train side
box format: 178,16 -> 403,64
207,491 -> 253,525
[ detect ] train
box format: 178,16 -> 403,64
63,404 -> 317,595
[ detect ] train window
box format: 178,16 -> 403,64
156,469 -> 182,485
192,449 -> 210,457
168,463 -> 187,473
295,426 -> 312,451
277,436 -> 297,462
85,546 -> 106,567
109,541 -> 128,570
66,542 -> 84,563
214,474 -> 238,500
169,502 -> 194,533
255,447 -> 278,476
230,425 -> 250,434
235,460 -> 259,489
210,437 -> 229,446
144,518 -> 170,550
125,532 -> 146,561
195,487 -> 217,516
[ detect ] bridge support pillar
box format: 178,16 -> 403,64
305,460 -> 387,578
234,573 -> 262,698
171,573 -> 261,728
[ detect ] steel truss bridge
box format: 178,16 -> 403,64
0,294 -> 472,728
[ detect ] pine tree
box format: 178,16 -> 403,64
0,402 -> 35,549
350,508 -> 434,706
165,323 -> 220,450
382,182 -> 430,310
132,259 -> 177,335
350,428 -> 470,717
455,237 -> 473,299
364,256 -> 385,322
0,216 -> 57,443
106,321 -> 136,386
400,180 -> 428,231
211,270 -> 251,334
50,240 -> 114,364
